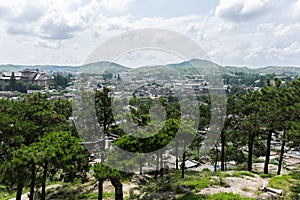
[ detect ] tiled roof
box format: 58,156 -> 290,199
2,72 -> 22,77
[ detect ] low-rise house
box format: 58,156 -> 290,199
0,69 -> 53,87
20,69 -> 53,87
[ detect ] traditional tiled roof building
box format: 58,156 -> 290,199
0,69 -> 53,87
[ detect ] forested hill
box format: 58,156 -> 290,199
0,59 -> 300,76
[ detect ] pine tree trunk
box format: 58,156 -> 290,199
139,160 -> 143,175
159,151 -> 164,177
248,132 -> 254,171
16,183 -> 23,200
154,152 -> 159,179
214,147 -> 218,172
175,144 -> 179,170
98,179 -> 103,200
100,139 -> 106,162
264,130 -> 272,174
29,161 -> 36,200
41,162 -> 48,200
110,176 -> 123,200
181,151 -> 186,179
181,143 -> 186,179
221,130 -> 225,171
277,130 -> 286,175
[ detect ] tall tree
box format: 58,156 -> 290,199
259,79 -> 282,174
31,131 -> 84,200
9,72 -> 16,90
276,79 -> 300,175
232,90 -> 261,171
0,93 -> 80,199
95,87 -> 115,161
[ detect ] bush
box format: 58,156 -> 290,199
226,146 -> 246,164
232,171 -> 255,178
77,192 -> 114,199
175,193 -> 205,200
180,175 -> 211,192
143,176 -> 179,193
259,173 -> 273,178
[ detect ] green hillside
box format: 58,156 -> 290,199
1,59 -> 300,75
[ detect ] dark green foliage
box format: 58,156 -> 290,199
0,93 -> 88,200
0,73 -> 299,200
102,72 -> 113,81
53,73 -> 71,89
225,146 -> 246,164
2,79 -> 42,93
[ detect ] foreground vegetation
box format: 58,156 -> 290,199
0,74 -> 299,200
2,168 -> 298,199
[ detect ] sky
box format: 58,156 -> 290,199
0,0 -> 300,68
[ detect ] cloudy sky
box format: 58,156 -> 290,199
0,0 -> 300,68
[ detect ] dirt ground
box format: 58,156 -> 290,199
199,174 -> 267,198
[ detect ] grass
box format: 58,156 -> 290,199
208,192 -> 255,200
175,193 -> 205,200
269,174 -> 293,193
141,170 -> 215,195
77,192 -> 114,199
214,170 -> 256,178
179,170 -> 217,192
175,192 -> 256,200
45,179 -> 98,200
180,176 -> 211,192
231,171 -> 255,178
241,187 -> 252,192
259,173 -> 274,178
0,185 -> 16,200
214,171 -> 230,178
268,172 -> 300,198
2,168 -> 299,200
0,185 -> 31,200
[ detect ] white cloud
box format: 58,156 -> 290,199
13,4 -> 45,23
0,5 -> 12,20
0,0 -> 300,67
256,23 -> 275,32
290,0 -> 300,19
35,40 -> 64,49
186,23 -> 199,33
102,15 -> 132,31
77,0 -> 101,24
100,0 -> 134,12
38,17 -> 83,40
2,0 -> 102,40
215,0 -> 273,21
267,42 -> 300,61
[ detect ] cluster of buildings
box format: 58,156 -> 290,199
110,72 -> 226,99
73,71 -> 227,104
0,68 -> 53,87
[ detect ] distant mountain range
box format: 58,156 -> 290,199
1,59 -> 300,76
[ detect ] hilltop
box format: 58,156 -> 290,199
1,59 -> 300,76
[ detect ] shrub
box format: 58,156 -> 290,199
232,171 -> 255,178
259,173 -> 273,178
